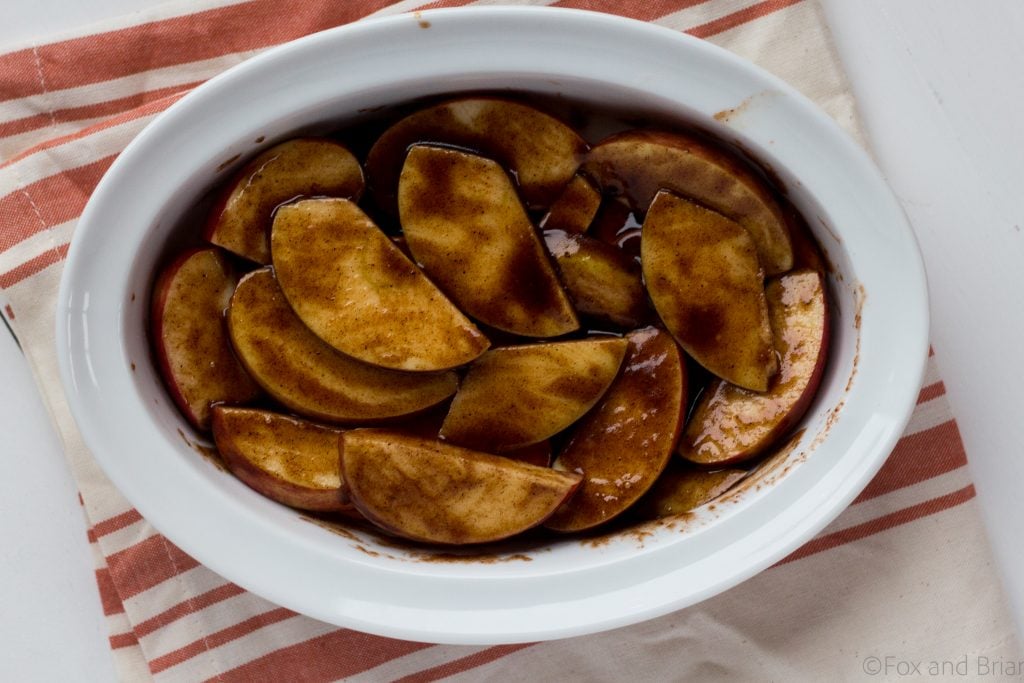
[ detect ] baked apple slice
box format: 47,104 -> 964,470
589,198 -> 642,258
544,230 -> 649,328
386,406 -> 552,467
540,174 -> 602,233
204,138 -> 363,264
503,440 -> 552,468
271,197 -> 489,371
367,97 -> 587,213
784,201 -> 828,274
440,337 -> 628,452
228,268 -> 457,423
341,430 -> 582,544
635,466 -> 747,519
582,130 -> 792,274
641,191 -> 776,391
545,327 -> 686,532
151,248 -> 260,430
211,406 -> 350,512
680,269 -> 829,466
398,145 -> 579,337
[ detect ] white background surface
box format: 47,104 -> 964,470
1,0 -> 1022,679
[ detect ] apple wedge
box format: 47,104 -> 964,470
271,197 -> 489,371
544,230 -> 649,328
545,327 -> 686,532
680,269 -> 829,466
367,97 -> 587,213
211,406 -> 350,512
582,130 -> 792,274
388,406 -> 552,467
228,268 -> 458,423
634,466 -> 747,519
398,145 -> 579,337
540,174 -> 602,233
503,440 -> 552,468
440,337 -> 628,452
784,201 -> 828,274
641,191 -> 776,391
341,430 -> 582,544
151,248 -> 260,430
589,198 -> 642,258
204,138 -> 364,264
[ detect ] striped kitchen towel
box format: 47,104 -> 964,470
1,1 -> 1019,680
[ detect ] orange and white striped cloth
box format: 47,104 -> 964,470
1,1 -> 1020,680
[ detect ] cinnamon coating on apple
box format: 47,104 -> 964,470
150,95 -> 830,545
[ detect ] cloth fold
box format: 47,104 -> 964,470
1,1 -> 1018,680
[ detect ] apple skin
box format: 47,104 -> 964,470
545,327 -> 687,532
582,129 -> 792,274
440,337 -> 628,452
271,197 -> 490,372
539,174 -> 602,234
641,191 -> 776,392
398,145 -> 579,338
227,268 -> 458,424
203,138 -> 364,264
212,406 -> 351,512
367,97 -> 587,214
633,465 -> 747,519
679,269 -> 830,467
341,430 -> 582,545
151,247 -> 260,431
